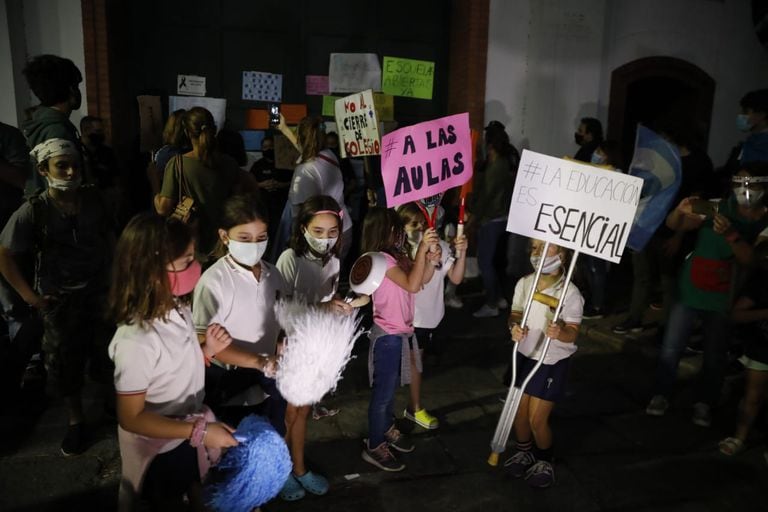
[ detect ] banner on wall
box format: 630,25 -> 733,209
333,89 -> 381,158
506,150 -> 644,263
328,53 -> 381,93
381,112 -> 472,208
381,56 -> 434,100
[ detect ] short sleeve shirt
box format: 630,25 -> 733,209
414,240 -> 454,329
276,248 -> 339,303
109,305 -> 205,417
511,274 -> 584,364
372,252 -> 415,334
288,150 -> 352,232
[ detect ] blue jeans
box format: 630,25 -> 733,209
368,335 -> 402,447
653,302 -> 728,406
478,219 -> 507,306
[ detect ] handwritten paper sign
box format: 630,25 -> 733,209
306,75 -> 329,96
381,112 -> 472,207
242,71 -> 283,102
373,93 -> 394,122
137,95 -> 163,153
507,150 -> 644,263
177,74 -> 206,96
322,96 -> 341,117
328,53 -> 381,93
169,96 -> 226,134
334,89 -> 380,158
382,56 -> 434,100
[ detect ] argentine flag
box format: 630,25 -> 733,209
626,125 -> 682,251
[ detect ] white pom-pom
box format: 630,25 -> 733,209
274,300 -> 363,406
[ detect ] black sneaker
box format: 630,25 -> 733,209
582,306 -> 604,320
612,320 -> 643,335
384,425 -> 414,453
61,424 -> 87,456
362,441 -> 405,472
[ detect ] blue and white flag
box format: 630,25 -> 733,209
626,125 -> 682,251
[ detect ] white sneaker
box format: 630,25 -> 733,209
473,304 -> 499,318
691,402 -> 712,427
445,295 -> 463,309
645,395 -> 669,416
497,298 -> 509,309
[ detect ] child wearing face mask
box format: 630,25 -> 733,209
192,194 -> 285,436
0,138 -> 114,457
108,214 -> 273,511
646,163 -> 768,427
274,195 -> 353,501
397,203 -> 467,430
505,239 -> 583,488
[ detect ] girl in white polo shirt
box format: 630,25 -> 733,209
108,214 -> 274,511
505,239 -> 583,489
193,195 -> 286,436
275,194 -> 353,501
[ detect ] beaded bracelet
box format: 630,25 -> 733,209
189,417 -> 207,447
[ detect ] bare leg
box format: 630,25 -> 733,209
527,396 -> 555,450
289,405 -> 311,476
65,393 -> 84,425
512,394 -> 532,443
734,369 -> 768,441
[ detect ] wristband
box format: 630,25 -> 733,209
189,418 -> 207,447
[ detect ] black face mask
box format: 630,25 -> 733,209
89,133 -> 106,146
262,149 -> 275,160
574,132 -> 584,145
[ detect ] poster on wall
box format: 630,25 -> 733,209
168,95 -> 226,134
176,75 -> 206,96
137,95 -> 163,152
373,93 -> 394,122
507,150 -> 643,263
305,75 -> 330,96
242,71 -> 283,102
381,112 -> 472,207
322,96 -> 341,117
328,53 -> 381,93
382,56 -> 435,100
333,89 -> 380,158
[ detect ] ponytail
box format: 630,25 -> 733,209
183,107 -> 217,167
197,125 -> 216,167
297,116 -> 324,162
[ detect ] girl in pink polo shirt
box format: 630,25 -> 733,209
359,207 -> 438,472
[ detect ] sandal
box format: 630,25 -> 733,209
312,404 -> 339,420
718,437 -> 744,456
279,474 -> 305,501
295,470 -> 329,495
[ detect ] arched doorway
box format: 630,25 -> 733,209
607,57 -> 715,168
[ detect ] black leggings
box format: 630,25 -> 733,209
142,440 -> 200,508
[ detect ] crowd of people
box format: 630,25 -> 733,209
0,53 -> 767,509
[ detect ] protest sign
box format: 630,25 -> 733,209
507,150 -> 643,263
373,93 -> 394,121
306,75 -> 329,96
242,71 -> 282,102
322,96 -> 340,117
137,95 -> 163,153
334,90 -> 380,158
169,96 -> 226,133
177,74 -> 206,96
382,56 -> 434,100
381,112 -> 472,207
328,53 -> 381,93
274,133 -> 300,170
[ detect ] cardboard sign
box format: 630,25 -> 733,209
177,74 -> 206,96
242,71 -> 282,102
274,133 -> 300,170
168,96 -> 226,134
507,150 -> 644,263
328,53 -> 381,93
281,104 -> 307,125
137,95 -> 163,153
306,75 -> 330,96
381,112 -> 472,207
373,93 -> 394,122
382,56 -> 434,100
322,96 -> 341,117
334,90 -> 380,158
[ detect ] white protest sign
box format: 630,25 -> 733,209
328,53 -> 381,93
334,89 -> 380,158
168,96 -> 226,134
177,75 -> 206,96
507,150 -> 643,263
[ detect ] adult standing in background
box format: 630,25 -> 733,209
147,109 -> 188,197
573,117 -> 603,164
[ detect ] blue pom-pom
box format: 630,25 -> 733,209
205,414 -> 292,511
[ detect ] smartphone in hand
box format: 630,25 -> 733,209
690,198 -> 719,218
269,104 -> 280,126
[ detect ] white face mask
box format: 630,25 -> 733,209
733,186 -> 765,207
530,254 -> 562,274
303,230 -> 337,255
46,175 -> 82,191
228,239 -> 268,266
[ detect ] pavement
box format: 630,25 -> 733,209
1,272 -> 767,512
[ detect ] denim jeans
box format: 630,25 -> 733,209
653,302 -> 729,406
368,334 -> 402,447
478,219 -> 507,306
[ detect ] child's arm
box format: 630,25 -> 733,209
0,247 -> 46,309
545,321 -> 580,343
386,228 -> 439,293
731,296 -> 768,324
447,234 -> 468,285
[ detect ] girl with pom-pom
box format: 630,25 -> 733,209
360,207 -> 439,472
108,214 -> 275,512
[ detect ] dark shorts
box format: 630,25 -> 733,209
414,327 -> 436,354
142,440 -> 200,501
513,354 -> 570,403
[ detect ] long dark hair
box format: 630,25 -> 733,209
211,194 -> 269,259
290,195 -> 343,259
297,116 -> 324,163
184,107 -> 217,167
361,207 -> 410,269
